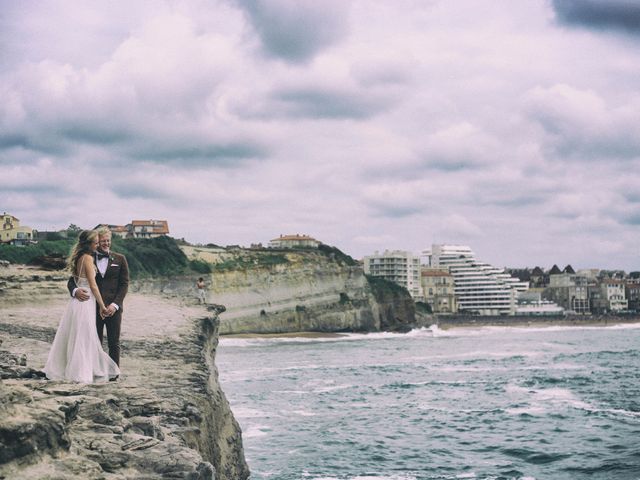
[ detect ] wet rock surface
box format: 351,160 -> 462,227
0,266 -> 249,480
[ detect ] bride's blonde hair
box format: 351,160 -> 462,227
67,230 -> 98,275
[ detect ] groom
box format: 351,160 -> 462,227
68,227 -> 129,367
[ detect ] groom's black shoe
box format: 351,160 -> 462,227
109,375 -> 119,382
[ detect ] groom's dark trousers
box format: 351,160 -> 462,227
67,252 -> 129,365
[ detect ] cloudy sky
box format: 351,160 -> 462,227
2,0 -> 639,270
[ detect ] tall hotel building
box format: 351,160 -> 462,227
363,250 -> 422,299
424,244 -> 528,315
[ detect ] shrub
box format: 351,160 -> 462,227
0,238 -> 76,265
190,259 -> 213,274
318,244 -> 358,266
111,235 -> 188,279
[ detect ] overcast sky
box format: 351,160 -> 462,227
1,0 -> 639,270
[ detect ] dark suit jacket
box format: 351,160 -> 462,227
67,252 -> 130,311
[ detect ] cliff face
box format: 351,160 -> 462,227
135,247 -> 416,335
0,266 -> 249,480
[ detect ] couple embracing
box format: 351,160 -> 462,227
43,227 -> 129,383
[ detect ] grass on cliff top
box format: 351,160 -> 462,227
0,236 -> 359,278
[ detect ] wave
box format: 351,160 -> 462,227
242,423 -> 272,438
304,476 -> 418,480
220,322 -> 640,348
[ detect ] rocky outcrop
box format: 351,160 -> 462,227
366,276 -> 417,332
0,266 -> 249,480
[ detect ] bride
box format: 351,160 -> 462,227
44,230 -> 120,383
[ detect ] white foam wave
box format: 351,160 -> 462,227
229,406 -> 267,419
291,409 -> 316,417
242,424 -> 271,438
220,326 -> 453,348
506,384 -> 595,414
305,476 -> 417,480
221,322 -> 640,348
426,322 -> 640,338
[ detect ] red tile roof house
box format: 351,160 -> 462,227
128,220 -> 170,238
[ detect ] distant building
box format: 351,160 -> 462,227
625,278 -> 640,312
95,220 -> 169,239
424,244 -> 529,316
129,220 -> 169,238
421,268 -> 457,313
590,279 -> 628,313
543,272 -> 590,314
363,250 -> 422,299
1,212 -> 34,246
268,234 -> 320,249
515,291 -> 564,316
530,266 -> 547,287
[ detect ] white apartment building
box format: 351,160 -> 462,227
424,244 -> 529,315
363,250 -> 422,299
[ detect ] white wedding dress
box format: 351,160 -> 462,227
44,276 -> 120,383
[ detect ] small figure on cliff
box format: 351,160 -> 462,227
43,230 -> 120,383
67,227 -> 129,376
197,277 -> 206,304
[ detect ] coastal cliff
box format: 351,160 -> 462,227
134,246 -> 416,335
0,266 -> 249,480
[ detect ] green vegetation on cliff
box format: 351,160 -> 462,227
0,236 -> 196,279
1,236 -> 359,279
111,236 -> 188,278
0,239 -> 75,265
317,244 -> 358,266
365,275 -> 410,297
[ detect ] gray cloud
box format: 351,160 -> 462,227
110,183 -> 175,200
270,86 -> 390,119
0,133 -> 69,157
622,212 -> 640,225
234,0 -> 349,63
523,84 -> 640,161
370,203 -> 423,219
0,184 -> 68,195
57,123 -> 133,146
623,192 -> 640,203
418,157 -> 484,172
127,138 -> 268,167
552,0 -> 640,35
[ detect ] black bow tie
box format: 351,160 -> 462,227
96,252 -> 109,260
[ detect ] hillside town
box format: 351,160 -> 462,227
2,212 -> 638,317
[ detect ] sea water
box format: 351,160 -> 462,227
216,324 -> 640,480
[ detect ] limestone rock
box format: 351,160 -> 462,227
0,267 -> 249,480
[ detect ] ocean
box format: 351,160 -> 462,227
216,324 -> 640,480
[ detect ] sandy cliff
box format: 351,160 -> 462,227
0,265 -> 249,480
134,246 -> 417,335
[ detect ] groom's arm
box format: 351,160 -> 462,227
112,254 -> 129,310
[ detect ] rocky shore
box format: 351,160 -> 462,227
0,266 -> 249,480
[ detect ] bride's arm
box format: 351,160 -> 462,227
82,255 -> 106,311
